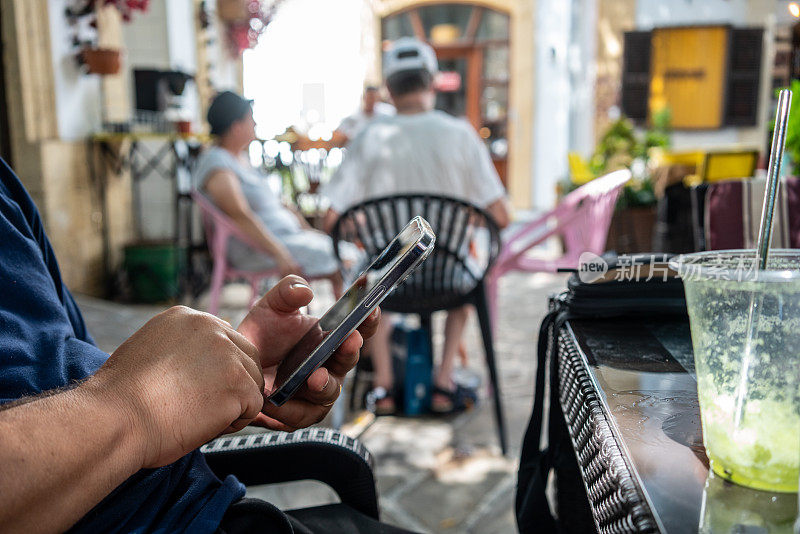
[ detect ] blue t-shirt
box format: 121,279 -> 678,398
0,159 -> 245,532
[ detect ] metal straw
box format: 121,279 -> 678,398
755,89 -> 792,269
734,89 -> 792,428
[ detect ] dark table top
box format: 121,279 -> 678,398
565,316 -> 798,533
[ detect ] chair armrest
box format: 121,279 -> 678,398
201,428 -> 379,519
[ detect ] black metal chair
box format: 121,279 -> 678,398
202,428 -> 379,520
331,194 -> 507,454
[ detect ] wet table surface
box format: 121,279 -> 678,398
565,317 -> 798,533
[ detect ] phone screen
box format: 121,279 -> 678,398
269,219 -> 433,402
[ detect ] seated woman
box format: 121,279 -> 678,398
194,91 -> 344,297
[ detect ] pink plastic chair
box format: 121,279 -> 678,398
487,169 -> 631,323
192,191 -> 282,315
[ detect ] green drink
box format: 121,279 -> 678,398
672,250 -> 800,492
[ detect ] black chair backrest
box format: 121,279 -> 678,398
332,194 -> 501,313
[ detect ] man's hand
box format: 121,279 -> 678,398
89,306 -> 265,469
238,275 -> 380,432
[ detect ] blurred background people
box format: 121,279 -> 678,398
331,85 -> 395,146
193,91 -> 346,296
323,38 -> 511,415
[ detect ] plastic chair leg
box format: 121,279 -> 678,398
208,263 -> 226,316
485,271 -> 500,333
420,312 -> 434,362
473,282 -> 508,456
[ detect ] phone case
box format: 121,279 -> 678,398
267,217 -> 436,406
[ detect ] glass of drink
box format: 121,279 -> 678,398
672,250 -> 800,492
699,471 -> 797,533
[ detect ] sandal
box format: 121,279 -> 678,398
430,385 -> 458,414
430,385 -> 478,415
366,386 -> 396,416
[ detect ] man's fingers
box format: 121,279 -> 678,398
250,413 -> 298,433
357,307 -> 381,340
223,328 -> 259,362
296,368 -> 343,406
258,276 -> 314,314
222,330 -> 265,391
323,331 -> 362,377
261,398 -> 329,429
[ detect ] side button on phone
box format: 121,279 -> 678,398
364,285 -> 386,308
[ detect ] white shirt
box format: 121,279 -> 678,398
325,110 -> 506,214
335,102 -> 396,140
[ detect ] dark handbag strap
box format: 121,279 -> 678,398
516,304 -> 573,533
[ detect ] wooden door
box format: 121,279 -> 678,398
650,26 -> 729,129
434,45 -> 482,131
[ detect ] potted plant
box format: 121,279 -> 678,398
66,0 -> 149,75
778,79 -> 800,177
80,48 -> 122,75
565,109 -> 671,253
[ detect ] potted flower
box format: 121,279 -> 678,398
564,109 -> 671,253
67,0 -> 149,75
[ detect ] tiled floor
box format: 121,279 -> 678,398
76,270 -> 567,533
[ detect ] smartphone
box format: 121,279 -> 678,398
267,216 -> 436,406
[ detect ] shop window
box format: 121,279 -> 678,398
418,4 -> 472,44
621,26 -> 763,129
621,31 -> 651,122
476,9 -> 509,42
383,12 -> 415,42
725,28 -> 764,126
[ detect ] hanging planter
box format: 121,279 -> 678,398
81,48 -> 122,75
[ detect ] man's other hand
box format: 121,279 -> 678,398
237,275 -> 380,432
89,307 -> 265,469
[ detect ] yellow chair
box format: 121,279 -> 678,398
700,150 -> 758,183
567,152 -> 595,185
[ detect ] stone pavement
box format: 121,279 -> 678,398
75,270 -> 567,534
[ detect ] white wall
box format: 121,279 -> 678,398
48,0 -> 103,139
635,0 -> 748,29
531,0 -> 572,209
204,0 -> 243,94
166,0 -> 197,73
123,3 -> 171,69
122,0 -> 200,241
568,0 -> 598,159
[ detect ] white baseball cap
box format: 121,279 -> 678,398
383,37 -> 439,80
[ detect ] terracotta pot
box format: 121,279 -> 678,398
174,120 -> 192,135
606,206 -> 657,254
81,48 -> 121,75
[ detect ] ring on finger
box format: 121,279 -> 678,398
322,383 -> 343,407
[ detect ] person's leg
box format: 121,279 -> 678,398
431,305 -> 470,412
280,231 -> 344,293
367,312 -> 395,414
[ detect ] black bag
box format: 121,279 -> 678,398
515,253 -> 687,533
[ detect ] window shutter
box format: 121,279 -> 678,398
621,31 -> 652,123
724,28 -> 763,126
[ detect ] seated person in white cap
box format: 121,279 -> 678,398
194,91 -> 346,297
323,38 -> 511,414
